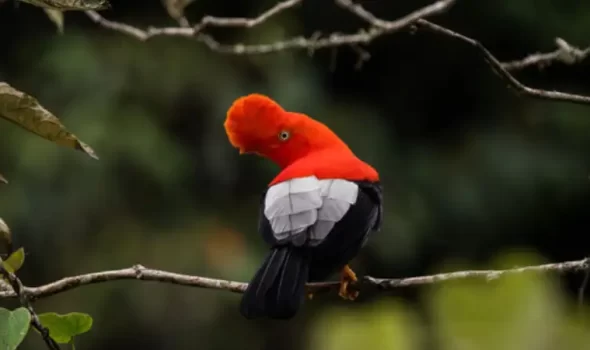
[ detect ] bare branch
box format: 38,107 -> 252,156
5,264 -> 250,300
0,259 -> 587,302
339,0 -> 588,73
0,260 -> 60,350
81,1 -> 590,105
86,0 -> 305,42
365,257 -> 589,289
83,0 -> 455,51
83,9 -> 385,53
339,1 -> 590,105
415,19 -> 590,105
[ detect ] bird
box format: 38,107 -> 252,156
224,93 -> 383,319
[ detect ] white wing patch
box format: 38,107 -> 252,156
264,176 -> 359,246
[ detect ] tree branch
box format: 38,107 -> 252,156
0,259 -> 587,303
365,258 -> 590,289
0,261 -> 60,350
81,0 -> 590,105
84,0 -> 456,52
341,1 -> 590,105
414,20 -> 590,105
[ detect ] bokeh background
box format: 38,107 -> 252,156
1,0 -> 590,349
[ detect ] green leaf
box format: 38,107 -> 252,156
1,248 -> 25,274
0,307 -> 31,350
38,312 -> 93,344
0,82 -> 99,160
44,8 -> 64,33
18,0 -> 110,10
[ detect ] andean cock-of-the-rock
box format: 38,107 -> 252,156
224,93 -> 383,319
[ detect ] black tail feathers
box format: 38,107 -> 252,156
240,246 -> 310,319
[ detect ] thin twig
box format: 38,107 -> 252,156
502,37 -> 590,71
85,10 -> 149,40
335,0 -> 456,31
0,260 -> 60,350
0,259 -> 587,301
193,0 -> 302,33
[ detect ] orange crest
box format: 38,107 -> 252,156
224,94 -> 286,153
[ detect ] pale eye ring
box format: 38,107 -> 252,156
278,130 -> 290,141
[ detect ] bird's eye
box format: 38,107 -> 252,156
278,130 -> 290,141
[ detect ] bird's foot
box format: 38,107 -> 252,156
338,264 -> 359,301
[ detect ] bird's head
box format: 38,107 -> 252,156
224,94 -> 349,168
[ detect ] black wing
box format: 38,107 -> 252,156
307,181 -> 382,281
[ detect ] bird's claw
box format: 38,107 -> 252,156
338,264 -> 359,301
305,265 -> 359,301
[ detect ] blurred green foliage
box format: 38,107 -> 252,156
309,253 -> 590,350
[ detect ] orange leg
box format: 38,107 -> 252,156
338,264 -> 359,301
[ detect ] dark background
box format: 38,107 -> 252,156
1,0 -> 589,349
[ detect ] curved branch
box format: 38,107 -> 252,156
0,259 -> 587,302
414,20 -> 590,105
335,0 -> 456,30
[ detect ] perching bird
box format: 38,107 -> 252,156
224,94 -> 383,319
